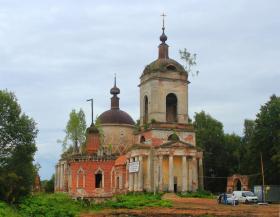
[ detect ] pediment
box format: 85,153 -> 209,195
160,140 -> 195,149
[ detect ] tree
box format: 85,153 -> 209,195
179,48 -> 199,76
60,109 -> 86,154
252,95 -> 280,185
43,175 -> 55,193
224,133 -> 242,174
239,119 -> 256,175
193,111 -> 227,192
0,90 -> 38,203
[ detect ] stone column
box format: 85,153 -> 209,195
125,160 -> 129,189
59,164 -> 62,190
198,158 -> 204,189
134,156 -> 138,191
168,155 -> 174,192
192,158 -> 198,191
182,156 -> 187,192
188,157 -> 193,191
159,155 -> 163,192
147,154 -> 151,191
138,156 -> 143,191
129,158 -> 134,191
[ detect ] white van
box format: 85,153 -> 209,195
233,191 -> 258,204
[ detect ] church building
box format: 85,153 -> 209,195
55,20 -> 203,199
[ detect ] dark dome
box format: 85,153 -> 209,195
142,58 -> 186,77
98,109 -> 135,125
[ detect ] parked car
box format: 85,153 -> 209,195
233,191 -> 258,204
217,193 -> 239,205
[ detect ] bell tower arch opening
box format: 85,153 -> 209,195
166,93 -> 177,123
144,96 -> 148,124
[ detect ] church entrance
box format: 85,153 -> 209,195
174,176 -> 178,193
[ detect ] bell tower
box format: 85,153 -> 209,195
139,15 -> 189,126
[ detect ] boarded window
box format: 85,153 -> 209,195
166,93 -> 177,122
77,171 -> 84,188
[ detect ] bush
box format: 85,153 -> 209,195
101,193 -> 172,209
179,189 -> 214,199
18,193 -> 86,217
0,201 -> 21,217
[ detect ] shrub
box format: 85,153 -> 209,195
179,189 -> 214,199
0,201 -> 21,217
18,193 -> 85,217
100,193 -> 172,209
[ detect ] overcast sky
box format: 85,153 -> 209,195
0,0 -> 279,180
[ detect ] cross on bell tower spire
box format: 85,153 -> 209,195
161,12 -> 166,31
158,12 -> 169,59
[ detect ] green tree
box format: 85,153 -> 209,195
179,48 -> 199,76
252,95 -> 280,185
224,133 -> 242,174
60,109 -> 86,154
0,90 -> 38,203
44,175 -> 55,193
193,111 -> 227,192
239,119 -> 256,175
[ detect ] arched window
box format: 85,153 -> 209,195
140,135 -> 146,143
77,168 -> 85,189
168,133 -> 179,141
166,93 -> 177,122
144,96 -> 148,124
95,169 -> 104,189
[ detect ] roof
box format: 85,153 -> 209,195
115,155 -> 127,166
98,109 -> 135,125
142,58 -> 186,77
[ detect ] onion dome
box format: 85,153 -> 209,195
110,76 -> 120,95
98,76 -> 135,125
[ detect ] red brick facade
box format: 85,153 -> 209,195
69,160 -> 116,198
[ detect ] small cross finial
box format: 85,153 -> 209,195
114,73 -> 116,87
161,12 -> 167,30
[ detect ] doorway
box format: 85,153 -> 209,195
174,176 -> 178,193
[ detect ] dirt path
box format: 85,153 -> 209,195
81,193 -> 280,217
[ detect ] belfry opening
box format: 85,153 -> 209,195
166,93 -> 177,122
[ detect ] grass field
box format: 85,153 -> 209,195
0,192 -> 171,217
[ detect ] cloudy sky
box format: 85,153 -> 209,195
0,0 -> 279,180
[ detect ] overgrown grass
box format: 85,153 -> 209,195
0,192 -> 171,217
0,201 -> 21,217
18,193 -> 86,217
179,189 -> 215,199
100,192 -> 172,209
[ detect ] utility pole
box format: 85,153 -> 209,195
87,98 -> 93,125
260,152 -> 265,203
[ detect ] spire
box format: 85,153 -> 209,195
158,13 -> 169,59
160,12 -> 167,43
110,74 -> 120,109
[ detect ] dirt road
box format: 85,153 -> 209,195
81,193 -> 280,217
